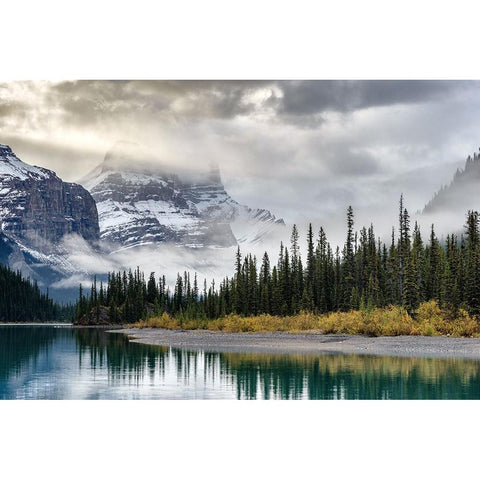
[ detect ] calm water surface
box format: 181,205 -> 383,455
1,325 -> 480,399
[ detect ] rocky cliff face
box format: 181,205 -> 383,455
0,144 -> 99,252
80,142 -> 284,250
0,144 -> 100,300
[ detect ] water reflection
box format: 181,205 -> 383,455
215,352 -> 480,399
1,326 -> 480,399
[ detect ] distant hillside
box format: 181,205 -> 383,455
0,262 -> 62,322
423,148 -> 480,216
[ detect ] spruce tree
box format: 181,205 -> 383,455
465,211 -> 480,315
342,206 -> 356,310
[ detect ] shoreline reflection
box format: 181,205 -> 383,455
0,326 -> 479,399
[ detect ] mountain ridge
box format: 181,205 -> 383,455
422,148 -> 480,217
79,142 -> 285,250
0,144 -> 100,298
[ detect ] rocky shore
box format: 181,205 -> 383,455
109,328 -> 480,359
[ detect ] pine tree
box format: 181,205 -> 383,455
342,206 -> 356,310
465,211 -> 480,315
403,251 -> 419,314
259,252 -> 271,314
290,224 -> 302,313
234,247 -> 244,314
426,224 -> 443,303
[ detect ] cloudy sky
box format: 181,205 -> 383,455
1,80 -> 480,235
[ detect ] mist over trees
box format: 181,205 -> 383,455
423,149 -> 480,215
74,197 -> 480,325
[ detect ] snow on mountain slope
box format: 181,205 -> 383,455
79,142 -> 284,250
0,144 -> 101,299
0,144 -> 51,181
0,144 -> 99,249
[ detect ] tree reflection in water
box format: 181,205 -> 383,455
73,329 -> 480,400
0,326 -> 58,378
1,327 -> 479,399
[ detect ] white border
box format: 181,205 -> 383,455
1,1 -> 479,478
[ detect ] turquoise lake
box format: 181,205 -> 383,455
1,325 -> 480,399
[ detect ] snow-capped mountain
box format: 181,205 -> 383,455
0,144 -> 99,248
80,142 -> 284,250
0,141 -> 285,300
0,144 -> 99,294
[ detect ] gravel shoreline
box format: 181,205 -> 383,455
109,328 -> 480,359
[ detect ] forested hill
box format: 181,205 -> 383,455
0,263 -> 62,322
423,148 -> 480,215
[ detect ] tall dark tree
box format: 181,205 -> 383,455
465,211 -> 480,315
342,206 -> 356,310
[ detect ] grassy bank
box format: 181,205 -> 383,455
131,300 -> 480,338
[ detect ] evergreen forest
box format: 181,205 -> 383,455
73,197 -> 480,327
0,264 -> 63,322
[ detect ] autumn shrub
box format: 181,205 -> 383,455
207,313 -> 319,333
414,300 -> 480,337
132,301 -> 480,337
133,313 -> 182,329
315,306 -> 416,337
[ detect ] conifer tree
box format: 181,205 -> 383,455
403,251 -> 419,314
465,211 -> 480,315
290,224 -> 302,313
259,252 -> 271,314
342,206 -> 356,310
426,224 -> 443,303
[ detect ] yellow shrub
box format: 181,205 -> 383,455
416,300 -> 444,323
131,302 -> 480,338
132,313 -> 182,329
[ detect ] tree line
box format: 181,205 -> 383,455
74,196 -> 480,324
0,264 -> 63,322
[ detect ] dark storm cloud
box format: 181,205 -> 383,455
3,80 -> 471,133
277,80 -> 470,117
46,80 -> 469,125
45,80 -> 277,124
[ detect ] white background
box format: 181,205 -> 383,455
1,1 -> 479,479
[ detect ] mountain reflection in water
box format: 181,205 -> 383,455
1,326 -> 479,399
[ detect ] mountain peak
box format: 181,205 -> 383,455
0,143 -> 50,180
79,143 -> 284,249
0,145 -> 98,242
82,141 -> 225,192
102,141 -> 159,174
0,144 -> 13,156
